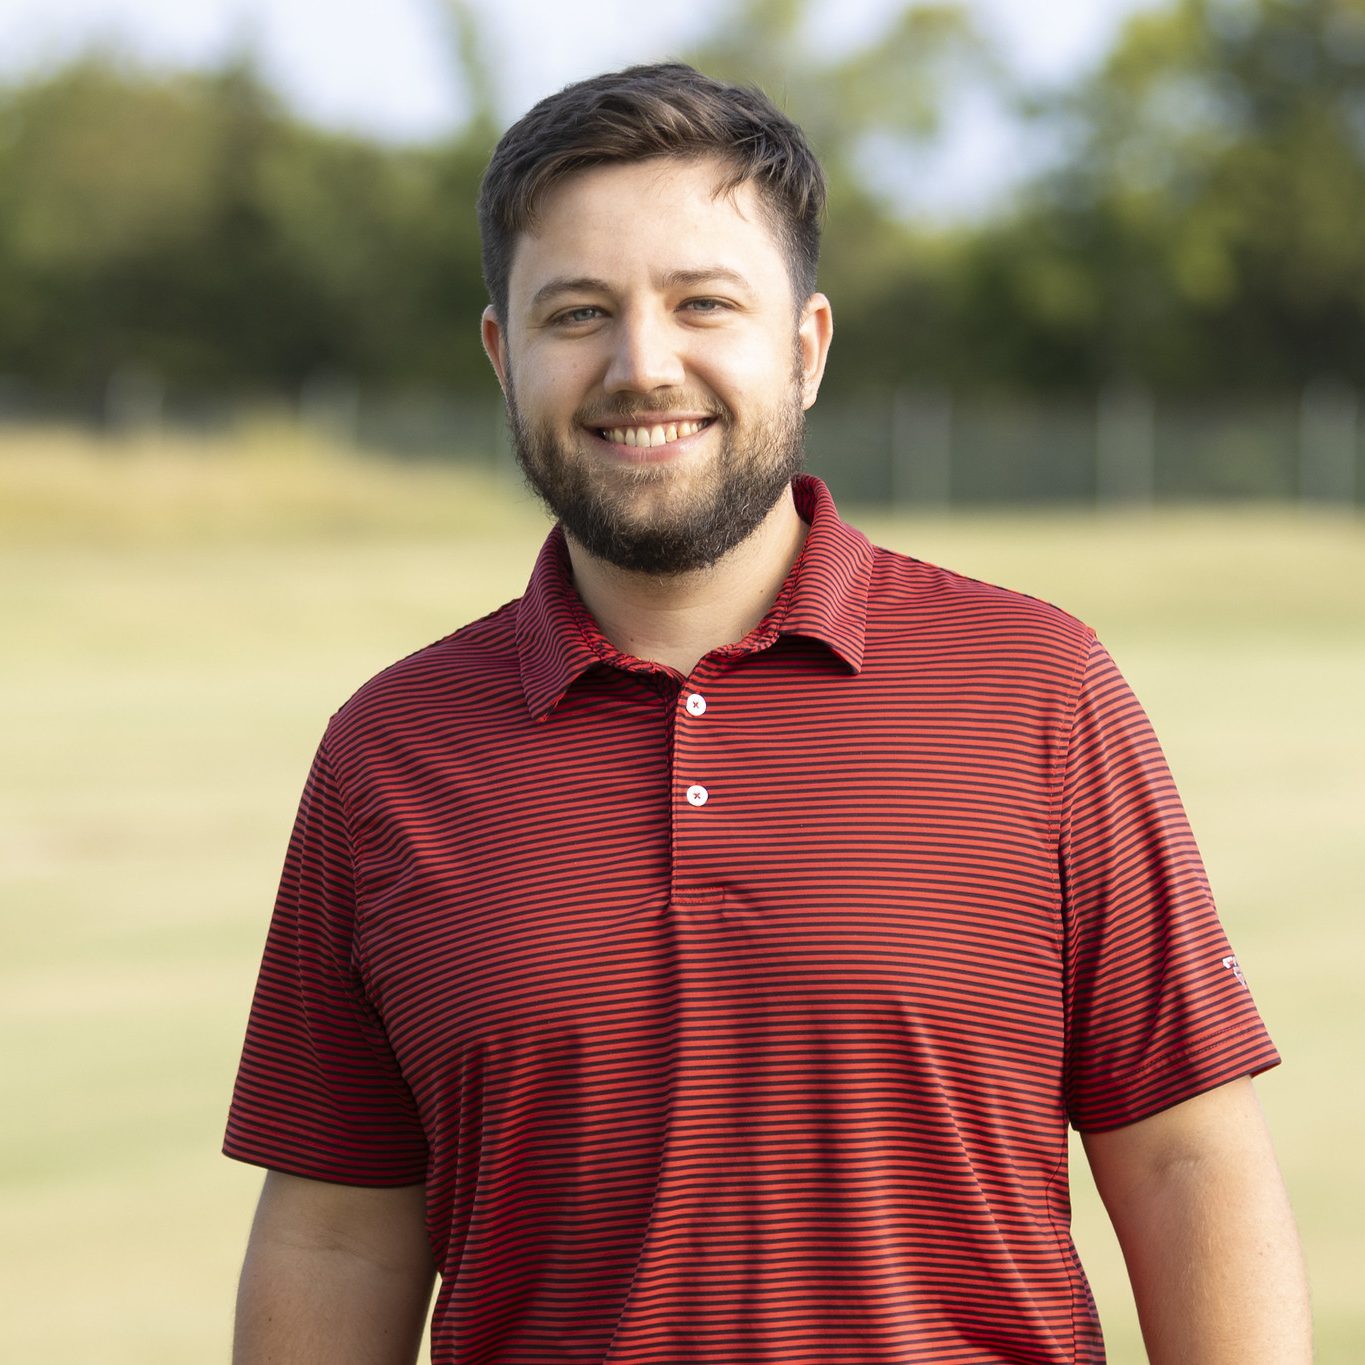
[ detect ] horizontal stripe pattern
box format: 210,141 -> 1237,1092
225,474 -> 1279,1363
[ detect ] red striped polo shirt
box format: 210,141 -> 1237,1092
225,473 -> 1280,1363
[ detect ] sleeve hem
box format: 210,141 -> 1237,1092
1069,1037 -> 1282,1134
223,1139 -> 428,1189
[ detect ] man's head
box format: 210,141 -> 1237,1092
477,65 -> 833,577
477,62 -> 826,327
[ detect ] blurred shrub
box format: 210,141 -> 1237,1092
0,55 -> 492,397
0,0 -> 1363,404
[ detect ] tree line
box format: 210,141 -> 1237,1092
1,0 -> 1362,406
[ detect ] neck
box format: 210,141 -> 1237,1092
565,488 -> 809,677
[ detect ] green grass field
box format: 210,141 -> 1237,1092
3,426 -> 1362,1362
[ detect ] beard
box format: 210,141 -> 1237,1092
506,371 -> 808,578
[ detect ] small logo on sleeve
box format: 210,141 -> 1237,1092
1222,955 -> 1247,988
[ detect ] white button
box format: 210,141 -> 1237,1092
685,784 -> 709,807
685,693 -> 707,716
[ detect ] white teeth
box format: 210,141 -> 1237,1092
601,419 -> 708,447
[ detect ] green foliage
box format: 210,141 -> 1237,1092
957,0 -> 1365,393
0,53 -> 496,396
686,0 -> 991,161
1,1 -> 1364,401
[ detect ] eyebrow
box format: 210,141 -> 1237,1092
660,267 -> 755,294
529,266 -> 756,313
529,276 -> 613,312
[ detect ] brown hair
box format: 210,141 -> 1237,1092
477,63 -> 826,321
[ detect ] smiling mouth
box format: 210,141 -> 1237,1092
593,418 -> 715,449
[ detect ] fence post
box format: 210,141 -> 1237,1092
1299,379 -> 1358,507
1096,382 -> 1155,507
890,384 -> 953,511
299,370 -> 359,447
105,363 -> 165,437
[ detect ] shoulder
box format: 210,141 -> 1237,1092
322,598 -> 522,754
867,543 -> 1096,665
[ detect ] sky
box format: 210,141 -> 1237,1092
0,0 -> 1159,218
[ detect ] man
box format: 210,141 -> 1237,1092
226,63 -> 1310,1363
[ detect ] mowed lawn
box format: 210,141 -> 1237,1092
3,427 -> 1362,1363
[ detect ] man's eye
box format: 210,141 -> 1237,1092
683,298 -> 727,313
554,307 -> 602,325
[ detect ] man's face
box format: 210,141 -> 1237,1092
482,156 -> 832,575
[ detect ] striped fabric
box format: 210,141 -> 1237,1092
226,474 -> 1279,1363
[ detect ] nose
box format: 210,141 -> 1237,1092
602,306 -> 686,395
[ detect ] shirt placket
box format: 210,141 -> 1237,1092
669,660 -> 727,908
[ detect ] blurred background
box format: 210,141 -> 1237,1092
1,0 -> 1361,1360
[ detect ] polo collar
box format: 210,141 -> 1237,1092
515,474 -> 875,721
780,473 -> 875,673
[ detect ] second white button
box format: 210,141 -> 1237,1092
685,784 -> 709,807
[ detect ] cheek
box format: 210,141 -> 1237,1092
516,343 -> 603,411
695,335 -> 796,405
510,368 -> 580,422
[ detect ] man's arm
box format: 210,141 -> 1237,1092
233,1170 -> 435,1365
1081,1076 -> 1310,1363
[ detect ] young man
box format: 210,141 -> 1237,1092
226,64 -> 1310,1363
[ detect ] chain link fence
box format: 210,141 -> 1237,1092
2,372 -> 1361,511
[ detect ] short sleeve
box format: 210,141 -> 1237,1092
224,737 -> 428,1184
1061,639 -> 1280,1132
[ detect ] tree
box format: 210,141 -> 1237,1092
959,0 -> 1365,393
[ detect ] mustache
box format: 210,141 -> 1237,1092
575,398 -> 728,426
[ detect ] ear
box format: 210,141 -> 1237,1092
481,305 -> 510,395
796,292 -> 833,411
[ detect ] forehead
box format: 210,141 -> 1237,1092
506,156 -> 791,307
